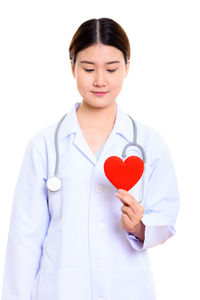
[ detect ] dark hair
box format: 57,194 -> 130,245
69,18 -> 131,65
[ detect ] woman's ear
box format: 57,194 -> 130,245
125,60 -> 130,77
70,60 -> 75,78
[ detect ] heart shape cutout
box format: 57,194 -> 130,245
104,156 -> 144,191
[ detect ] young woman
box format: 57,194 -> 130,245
1,18 -> 180,300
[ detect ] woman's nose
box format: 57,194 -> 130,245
93,70 -> 106,86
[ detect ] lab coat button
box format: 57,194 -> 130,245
96,185 -> 103,192
97,222 -> 104,230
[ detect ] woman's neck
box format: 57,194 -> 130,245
76,100 -> 117,131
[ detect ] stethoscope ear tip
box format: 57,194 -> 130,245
47,176 -> 62,192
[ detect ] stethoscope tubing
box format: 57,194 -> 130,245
47,112 -> 147,206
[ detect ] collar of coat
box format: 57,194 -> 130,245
57,101 -> 136,165
58,101 -> 135,143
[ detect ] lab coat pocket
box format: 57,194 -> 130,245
112,266 -> 156,300
34,267 -> 89,300
42,227 -> 62,268
32,269 -> 62,299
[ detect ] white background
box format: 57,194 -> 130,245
0,0 -> 199,299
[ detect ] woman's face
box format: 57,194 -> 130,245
71,43 -> 130,109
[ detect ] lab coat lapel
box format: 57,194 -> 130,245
65,102 -> 96,165
71,102 -> 116,166
74,122 -> 118,166
57,102 -> 96,165
75,101 -> 134,165
73,130 -> 97,165
72,102 -> 133,165
58,101 -> 134,166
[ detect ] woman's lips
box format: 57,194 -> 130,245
92,91 -> 108,96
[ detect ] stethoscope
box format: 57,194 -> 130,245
46,113 -> 147,204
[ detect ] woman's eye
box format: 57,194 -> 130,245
84,69 -> 94,72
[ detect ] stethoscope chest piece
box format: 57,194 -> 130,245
46,176 -> 62,192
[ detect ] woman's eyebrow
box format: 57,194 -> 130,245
80,60 -> 120,65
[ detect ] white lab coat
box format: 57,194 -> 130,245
1,101 -> 180,300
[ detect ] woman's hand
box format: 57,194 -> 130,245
115,189 -> 145,241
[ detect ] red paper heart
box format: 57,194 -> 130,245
104,156 -> 144,191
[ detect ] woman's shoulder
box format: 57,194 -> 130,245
25,121 -> 58,155
134,118 -> 171,161
32,121 -> 58,140
134,118 -> 165,143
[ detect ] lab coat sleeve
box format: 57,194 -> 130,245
125,134 -> 180,251
1,134 -> 50,300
